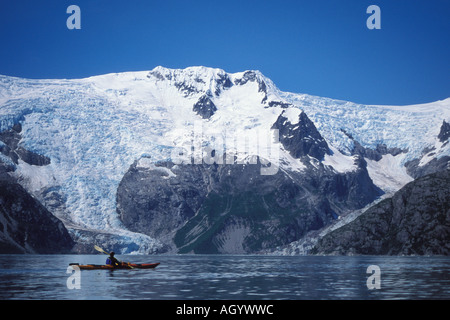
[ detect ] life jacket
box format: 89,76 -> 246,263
106,257 -> 114,265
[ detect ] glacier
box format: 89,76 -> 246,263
0,66 -> 448,253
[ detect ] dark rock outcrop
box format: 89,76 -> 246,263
117,151 -> 382,254
0,123 -> 51,166
341,129 -> 406,161
267,101 -> 293,109
272,110 -> 331,160
318,157 -> 383,211
0,122 -> 72,253
174,81 -> 201,97
193,94 -> 217,119
117,159 -> 333,253
214,73 -> 233,96
0,174 -> 74,253
311,170 -> 450,255
405,156 -> 450,179
405,120 -> 450,179
438,120 -> 450,143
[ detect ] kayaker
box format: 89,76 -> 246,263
106,252 -> 120,267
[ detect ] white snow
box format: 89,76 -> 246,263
0,66 -> 448,253
281,92 -> 450,162
322,145 -> 358,173
280,107 -> 302,125
13,160 -> 57,192
366,153 -> 414,193
136,157 -> 176,178
418,137 -> 450,167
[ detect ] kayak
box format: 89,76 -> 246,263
69,262 -> 160,270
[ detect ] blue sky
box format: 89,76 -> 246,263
0,0 -> 449,105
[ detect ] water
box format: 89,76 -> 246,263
0,254 -> 448,300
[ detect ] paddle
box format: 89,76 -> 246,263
94,245 -> 134,268
94,245 -> 109,256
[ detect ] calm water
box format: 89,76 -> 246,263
0,254 -> 448,300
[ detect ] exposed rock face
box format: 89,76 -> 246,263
405,120 -> 450,179
0,174 -> 74,253
405,156 -> 450,179
272,111 -> 331,160
311,170 -> 450,256
0,123 -> 72,253
117,159 -> 207,244
116,112 -> 382,254
341,129 -> 406,161
117,157 -> 381,254
0,123 -> 51,167
438,120 -> 450,142
214,73 -> 233,96
193,94 -> 218,119
117,159 -> 331,253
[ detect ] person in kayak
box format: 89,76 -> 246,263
106,252 -> 121,267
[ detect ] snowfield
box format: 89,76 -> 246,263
0,66 -> 448,253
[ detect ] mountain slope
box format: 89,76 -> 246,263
117,148 -> 381,253
311,169 -> 450,256
0,174 -> 73,253
0,66 -> 448,253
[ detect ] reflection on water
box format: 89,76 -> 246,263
0,254 -> 448,300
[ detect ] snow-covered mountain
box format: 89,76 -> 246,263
0,66 -> 449,253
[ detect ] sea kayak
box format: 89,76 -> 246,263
69,262 -> 160,270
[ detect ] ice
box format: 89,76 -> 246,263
366,153 -> 414,193
322,145 -> 357,173
281,107 -> 302,125
281,92 -> 450,163
0,67 -> 448,253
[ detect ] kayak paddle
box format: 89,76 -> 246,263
94,245 -> 109,255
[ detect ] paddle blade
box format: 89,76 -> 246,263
94,245 -> 109,255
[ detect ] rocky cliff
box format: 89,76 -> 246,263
117,111 -> 382,253
0,67 -> 448,254
0,174 -> 74,253
311,170 -> 450,255
0,124 -> 73,253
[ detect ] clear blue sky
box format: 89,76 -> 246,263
0,0 -> 449,105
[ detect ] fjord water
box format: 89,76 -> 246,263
0,254 -> 448,300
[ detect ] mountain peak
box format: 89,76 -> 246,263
0,65 -> 449,253
145,66 -> 285,107
272,109 -> 330,160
